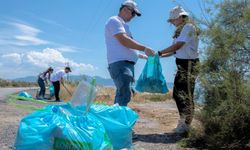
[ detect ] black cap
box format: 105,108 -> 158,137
122,1 -> 141,16
65,66 -> 72,72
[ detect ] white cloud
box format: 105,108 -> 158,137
0,48 -> 97,79
0,22 -> 49,47
57,46 -> 77,52
2,53 -> 22,64
15,35 -> 48,46
11,22 -> 41,36
0,20 -> 84,53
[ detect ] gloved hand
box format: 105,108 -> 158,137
138,54 -> 148,59
144,47 -> 155,56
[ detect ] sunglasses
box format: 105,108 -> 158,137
126,6 -> 136,16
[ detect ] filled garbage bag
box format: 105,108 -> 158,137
71,79 -> 138,149
14,103 -> 112,150
49,85 -> 54,98
136,55 -> 168,93
90,104 -> 138,150
18,91 -> 32,98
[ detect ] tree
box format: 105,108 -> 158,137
192,0 -> 250,149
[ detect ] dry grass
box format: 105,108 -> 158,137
60,83 -> 173,104
0,79 -> 36,87
59,83 -> 77,101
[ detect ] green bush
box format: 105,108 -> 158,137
186,1 -> 250,149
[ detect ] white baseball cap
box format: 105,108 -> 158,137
122,0 -> 141,16
168,6 -> 189,22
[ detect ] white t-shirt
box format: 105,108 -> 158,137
38,72 -> 49,80
174,23 -> 199,59
50,70 -> 65,82
105,16 -> 138,64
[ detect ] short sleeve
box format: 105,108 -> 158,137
106,18 -> 126,36
176,24 -> 196,43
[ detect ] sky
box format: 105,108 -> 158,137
0,0 -> 212,82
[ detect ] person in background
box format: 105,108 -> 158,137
37,67 -> 53,99
158,6 -> 200,133
105,0 -> 155,106
50,67 -> 71,102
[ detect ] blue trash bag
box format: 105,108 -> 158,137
71,79 -> 138,149
49,85 -> 54,97
18,91 -> 32,98
14,103 -> 112,150
89,104 -> 138,150
135,55 -> 168,93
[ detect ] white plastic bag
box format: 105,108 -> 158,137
70,79 -> 97,113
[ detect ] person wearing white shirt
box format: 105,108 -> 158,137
37,67 -> 53,99
158,6 -> 200,134
105,0 -> 155,106
51,67 -> 71,102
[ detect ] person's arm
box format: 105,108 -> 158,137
115,33 -> 155,56
138,53 -> 148,59
60,77 -> 64,85
158,42 -> 185,57
159,24 -> 195,57
44,72 -> 49,85
161,52 -> 174,58
115,33 -> 145,51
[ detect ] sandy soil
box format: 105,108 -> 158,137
0,88 -> 197,150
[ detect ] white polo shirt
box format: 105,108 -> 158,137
105,16 -> 138,64
50,70 -> 65,82
174,23 -> 199,59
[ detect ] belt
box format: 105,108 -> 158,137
124,60 -> 136,65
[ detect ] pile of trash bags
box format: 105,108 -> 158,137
136,55 -> 168,94
14,80 -> 138,150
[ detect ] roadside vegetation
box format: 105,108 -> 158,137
60,82 -> 173,104
184,1 -> 250,149
0,78 -> 36,87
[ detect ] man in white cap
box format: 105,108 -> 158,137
50,66 -> 72,102
105,0 -> 155,106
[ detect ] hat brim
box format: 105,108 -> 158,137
134,8 -> 141,16
167,12 -> 189,22
123,4 -> 141,16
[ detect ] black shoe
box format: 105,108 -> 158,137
132,131 -> 138,140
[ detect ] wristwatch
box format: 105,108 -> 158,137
158,51 -> 162,56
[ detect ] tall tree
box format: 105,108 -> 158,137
195,0 -> 250,149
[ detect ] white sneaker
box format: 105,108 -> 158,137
174,119 -> 189,133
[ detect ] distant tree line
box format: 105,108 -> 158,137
0,78 -> 36,87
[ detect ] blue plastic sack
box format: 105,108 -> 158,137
90,105 -> 138,150
49,85 -> 54,97
18,91 -> 32,98
14,103 -> 112,150
136,55 -> 168,93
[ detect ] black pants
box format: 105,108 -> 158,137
52,81 -> 60,101
173,58 -> 199,125
37,77 -> 45,98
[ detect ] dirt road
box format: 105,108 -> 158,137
0,88 -> 196,150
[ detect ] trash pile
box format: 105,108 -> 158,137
14,80 -> 138,150
136,55 -> 168,93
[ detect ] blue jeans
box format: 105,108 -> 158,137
108,61 -> 135,106
38,77 -> 45,98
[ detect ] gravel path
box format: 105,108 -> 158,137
0,87 -> 44,150
0,88 -> 196,150
0,88 -> 34,101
